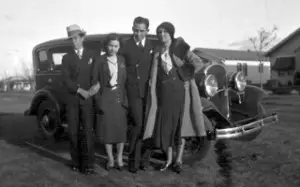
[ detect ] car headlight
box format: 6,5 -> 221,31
234,72 -> 247,92
204,74 -> 219,97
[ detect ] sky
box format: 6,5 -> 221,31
0,0 -> 299,78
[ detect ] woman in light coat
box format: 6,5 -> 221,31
143,22 -> 207,173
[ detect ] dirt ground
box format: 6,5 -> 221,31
0,92 -> 300,187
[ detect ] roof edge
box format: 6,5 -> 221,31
193,48 -> 224,61
265,27 -> 300,57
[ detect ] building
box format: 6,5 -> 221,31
193,48 -> 270,84
264,27 -> 300,86
0,76 -> 34,92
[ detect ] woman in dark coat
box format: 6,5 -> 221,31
91,33 -> 128,171
143,22 -> 206,173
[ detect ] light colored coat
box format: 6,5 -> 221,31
143,41 -> 207,140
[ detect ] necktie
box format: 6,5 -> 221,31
138,42 -> 143,49
77,50 -> 82,59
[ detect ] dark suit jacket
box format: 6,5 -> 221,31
119,37 -> 154,99
61,48 -> 96,105
92,54 -> 128,111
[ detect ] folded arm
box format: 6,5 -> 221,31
176,51 -> 204,81
184,50 -> 204,73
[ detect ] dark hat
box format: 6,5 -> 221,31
66,24 -> 86,39
156,22 -> 175,39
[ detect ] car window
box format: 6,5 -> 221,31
48,46 -> 73,71
52,53 -> 67,71
52,53 -> 66,65
37,50 -> 51,71
39,51 -> 48,61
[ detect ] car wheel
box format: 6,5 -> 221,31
37,100 -> 64,140
182,114 -> 214,165
183,137 -> 213,165
182,115 -> 218,185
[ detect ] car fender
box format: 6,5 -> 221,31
230,85 -> 268,119
244,85 -> 267,103
201,97 -> 232,129
25,87 -> 62,118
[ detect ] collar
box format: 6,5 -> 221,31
107,56 -> 118,65
75,47 -> 84,56
134,37 -> 146,47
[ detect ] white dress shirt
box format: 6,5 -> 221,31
75,48 -> 83,59
107,56 -> 118,89
134,37 -> 146,47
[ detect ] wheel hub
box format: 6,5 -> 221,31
40,111 -> 56,133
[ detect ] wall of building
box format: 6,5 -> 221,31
295,50 -> 300,72
269,32 -> 300,81
224,60 -> 270,84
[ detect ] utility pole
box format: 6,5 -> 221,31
249,25 -> 278,88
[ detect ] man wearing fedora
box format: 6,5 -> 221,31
61,24 -> 96,174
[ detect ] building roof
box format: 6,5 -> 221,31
192,49 -> 224,62
271,56 -> 296,71
194,48 -> 268,61
265,27 -> 300,56
1,76 -> 28,82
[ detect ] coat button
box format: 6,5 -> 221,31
137,76 -> 140,80
136,64 -> 139,67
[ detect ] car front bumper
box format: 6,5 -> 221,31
215,113 -> 278,140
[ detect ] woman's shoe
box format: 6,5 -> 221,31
105,161 -> 115,171
159,162 -> 172,171
116,158 -> 124,171
115,164 -> 124,171
172,162 -> 183,174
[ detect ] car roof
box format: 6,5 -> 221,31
33,33 -> 158,52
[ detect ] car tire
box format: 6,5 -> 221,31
182,115 -> 218,185
37,100 -> 64,140
182,114 -> 214,165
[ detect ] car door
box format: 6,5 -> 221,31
35,45 -> 73,104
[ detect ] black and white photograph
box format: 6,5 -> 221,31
0,0 -> 299,186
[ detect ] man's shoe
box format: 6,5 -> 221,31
139,162 -> 149,171
69,164 -> 80,172
83,167 -> 97,175
128,166 -> 138,174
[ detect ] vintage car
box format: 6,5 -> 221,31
24,33 -> 278,163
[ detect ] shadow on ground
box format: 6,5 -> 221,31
0,92 -> 231,187
0,112 -> 232,187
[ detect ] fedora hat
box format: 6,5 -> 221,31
66,24 -> 86,38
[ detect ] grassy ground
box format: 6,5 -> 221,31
0,92 -> 300,187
